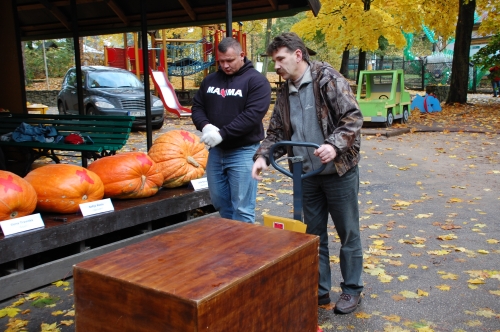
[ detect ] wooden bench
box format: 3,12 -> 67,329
0,114 -> 134,175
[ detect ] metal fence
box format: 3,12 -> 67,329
345,58 -> 488,92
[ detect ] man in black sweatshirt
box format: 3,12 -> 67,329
191,37 -> 271,223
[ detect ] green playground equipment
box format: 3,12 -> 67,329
356,69 -> 411,127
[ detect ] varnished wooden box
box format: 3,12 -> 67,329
73,216 -> 319,332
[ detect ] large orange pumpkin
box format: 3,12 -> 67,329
24,164 -> 104,214
148,130 -> 208,188
88,152 -> 164,199
0,170 -> 37,220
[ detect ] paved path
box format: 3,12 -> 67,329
2,98 -> 499,331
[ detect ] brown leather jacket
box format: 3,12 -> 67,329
254,61 -> 363,176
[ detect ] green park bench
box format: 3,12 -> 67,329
0,113 -> 135,176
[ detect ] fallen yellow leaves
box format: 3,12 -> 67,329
435,284 -> 451,291
398,275 -> 409,282
392,200 -> 412,210
475,308 -> 497,318
468,278 -> 486,285
379,274 -> 393,283
52,280 -> 69,288
354,311 -> 372,319
399,290 -> 419,299
391,294 -> 405,301
383,314 -> 401,322
0,307 -> 21,318
437,233 -> 458,241
40,322 -> 61,332
439,272 -> 459,280
329,255 -> 340,263
5,318 -> 28,331
427,249 -> 451,256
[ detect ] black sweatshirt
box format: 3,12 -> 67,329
191,58 -> 271,150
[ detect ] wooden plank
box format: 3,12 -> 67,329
0,188 -> 212,264
0,214 -> 210,302
0,141 -> 106,152
74,216 -> 319,331
8,114 -> 136,121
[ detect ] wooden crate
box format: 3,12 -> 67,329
73,216 -> 319,332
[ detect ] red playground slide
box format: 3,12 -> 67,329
149,68 -> 192,118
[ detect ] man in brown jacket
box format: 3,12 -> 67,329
252,32 -> 364,314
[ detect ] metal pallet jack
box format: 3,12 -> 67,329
263,141 -> 326,233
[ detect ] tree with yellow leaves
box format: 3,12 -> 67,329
291,0 -> 498,103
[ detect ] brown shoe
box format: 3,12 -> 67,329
318,293 -> 331,305
334,293 -> 361,314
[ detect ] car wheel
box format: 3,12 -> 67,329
152,121 -> 164,130
400,106 -> 409,124
386,109 -> 394,127
57,102 -> 66,115
87,106 -> 98,115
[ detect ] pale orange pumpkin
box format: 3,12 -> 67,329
0,170 -> 37,220
88,152 -> 164,199
148,130 -> 208,188
24,164 -> 104,214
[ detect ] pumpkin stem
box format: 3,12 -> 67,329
82,194 -> 88,201
187,156 -> 200,168
140,175 -> 146,191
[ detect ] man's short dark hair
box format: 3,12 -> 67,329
266,32 -> 310,62
218,37 -> 242,53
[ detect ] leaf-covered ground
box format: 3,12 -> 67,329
1,95 -> 499,331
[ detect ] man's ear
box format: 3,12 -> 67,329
295,49 -> 303,62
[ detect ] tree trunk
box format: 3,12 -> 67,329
378,55 -> 384,70
446,0 -> 476,104
339,48 -> 350,78
262,18 -> 272,77
356,50 -> 366,83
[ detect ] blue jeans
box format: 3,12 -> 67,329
302,166 -> 363,297
206,143 -> 259,223
492,80 -> 500,97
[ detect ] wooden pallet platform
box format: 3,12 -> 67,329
0,187 -> 212,301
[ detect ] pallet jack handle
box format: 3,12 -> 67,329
269,141 -> 326,221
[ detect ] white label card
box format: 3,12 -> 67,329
0,213 -> 44,236
80,198 -> 114,217
190,177 -> 208,191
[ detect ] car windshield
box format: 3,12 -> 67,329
88,71 -> 143,88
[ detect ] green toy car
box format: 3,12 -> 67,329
356,69 -> 411,127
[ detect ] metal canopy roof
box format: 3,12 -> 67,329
15,0 -> 321,41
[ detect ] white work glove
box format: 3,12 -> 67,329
200,124 -> 223,147
202,124 -> 219,135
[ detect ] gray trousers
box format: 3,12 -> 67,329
302,165 -> 363,296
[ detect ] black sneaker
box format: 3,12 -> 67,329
318,293 -> 331,305
334,293 -> 362,314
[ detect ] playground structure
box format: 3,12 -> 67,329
403,12 -> 487,90
356,69 -> 411,127
103,25 -> 248,117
